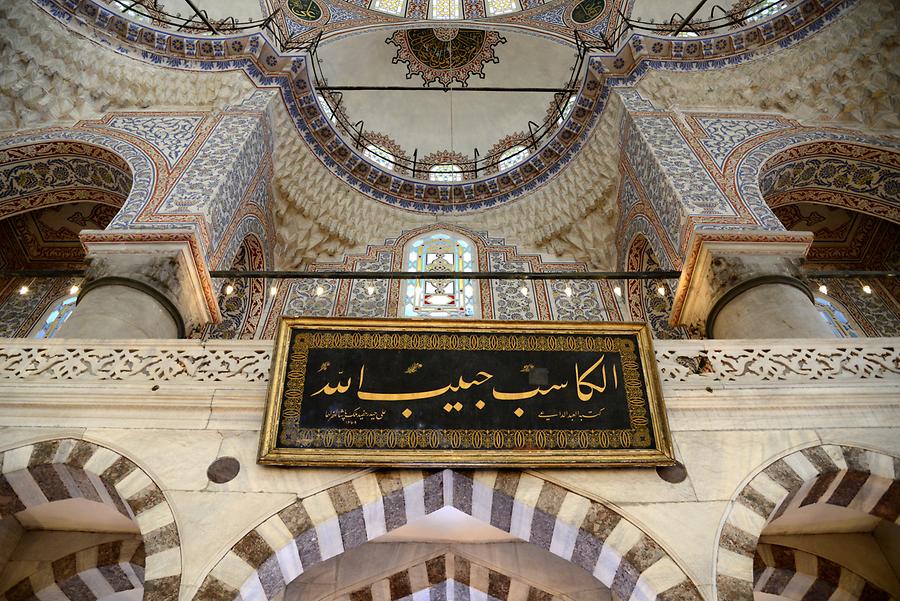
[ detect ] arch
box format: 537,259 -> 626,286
759,140 -> 900,224
328,550 -> 575,600
194,469 -> 701,601
206,232 -> 267,339
715,444 -> 900,601
429,164 -> 463,182
498,145 -> 530,172
624,233 -> 693,339
0,438 -> 182,601
1,535 -> 145,600
29,292 -> 78,339
0,128 -> 158,230
736,130 -> 900,230
754,542 -> 893,601
0,139 -> 133,222
813,294 -> 862,338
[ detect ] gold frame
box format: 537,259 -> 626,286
258,317 -> 674,468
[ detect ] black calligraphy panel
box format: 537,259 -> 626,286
275,327 -> 658,453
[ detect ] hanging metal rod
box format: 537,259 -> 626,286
3,270 -> 898,280
0,269 -> 680,280
315,86 -> 573,93
211,270 -> 685,280
671,0 -> 709,35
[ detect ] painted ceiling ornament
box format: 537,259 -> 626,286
570,0 -> 605,24
386,28 -> 507,88
288,0 -> 324,22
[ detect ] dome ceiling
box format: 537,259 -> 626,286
315,26 -> 575,161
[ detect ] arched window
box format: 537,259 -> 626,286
745,0 -> 782,22
429,164 -> 463,182
498,145 -> 529,171
430,0 -> 461,19
371,0 -> 407,16
486,0 -> 519,16
815,296 -> 860,338
316,94 -> 336,124
557,95 -> 577,126
364,144 -> 395,171
403,231 -> 478,318
32,294 -> 77,339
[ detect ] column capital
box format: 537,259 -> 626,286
79,230 -> 220,336
671,230 -> 814,332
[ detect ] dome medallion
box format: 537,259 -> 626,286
387,28 -> 507,87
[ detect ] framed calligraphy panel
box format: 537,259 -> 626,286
258,318 -> 674,467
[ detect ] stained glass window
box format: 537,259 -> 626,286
34,295 -> 77,339
404,232 -> 477,318
815,296 -> 859,338
429,164 -> 463,182
430,0 -> 461,19
364,144 -> 395,170
316,93 -> 336,123
498,145 -> 529,171
371,0 -> 407,15
486,0 -> 518,16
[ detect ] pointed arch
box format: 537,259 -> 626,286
206,232 -> 267,339
194,469 -> 701,601
400,228 -> 480,319
715,443 -> 900,601
0,438 -> 182,601
624,233 -> 694,339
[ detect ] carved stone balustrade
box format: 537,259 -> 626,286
0,337 -> 897,432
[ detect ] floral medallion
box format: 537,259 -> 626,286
386,28 -> 507,87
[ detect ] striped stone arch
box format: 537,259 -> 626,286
754,543 -> 893,601
715,444 -> 900,601
0,438 -> 182,601
0,536 -> 145,601
333,551 -> 574,601
195,469 -> 701,601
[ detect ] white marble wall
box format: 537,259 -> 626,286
0,338 -> 897,600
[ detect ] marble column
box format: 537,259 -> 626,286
56,240 -> 214,339
675,240 -> 835,339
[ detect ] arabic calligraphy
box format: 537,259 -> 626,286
538,409 -> 605,421
288,0 -> 322,21
311,354 -> 618,404
571,0 -> 605,24
325,407 -> 386,425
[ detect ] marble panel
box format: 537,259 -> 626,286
675,429 -> 822,501
83,429 -> 223,492
169,490 -> 296,594
211,430 -> 365,497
